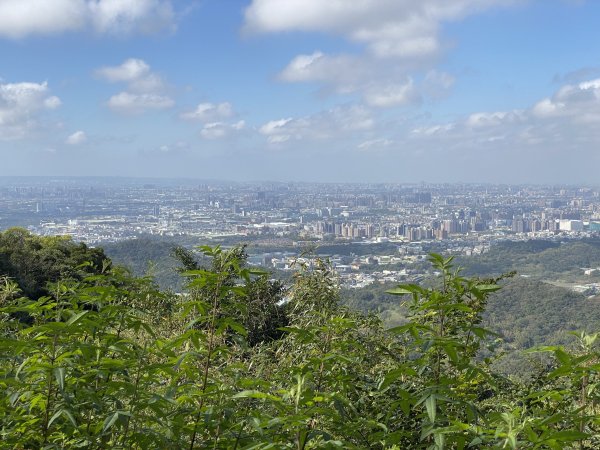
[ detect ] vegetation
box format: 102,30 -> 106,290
102,237 -> 198,291
0,228 -> 108,300
1,229 -> 600,448
457,239 -> 600,281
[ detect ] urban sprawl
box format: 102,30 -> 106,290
2,178 -> 600,292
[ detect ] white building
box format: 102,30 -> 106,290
559,220 -> 583,232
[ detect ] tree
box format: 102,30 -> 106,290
0,228 -> 109,299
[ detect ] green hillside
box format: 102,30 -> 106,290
2,230 -> 600,448
458,239 -> 600,281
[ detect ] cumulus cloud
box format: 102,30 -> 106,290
96,58 -> 167,93
364,79 -> 420,107
278,50 -> 460,109
357,138 -> 394,150
179,102 -> 243,140
279,51 -> 336,83
246,0 -> 517,107
259,105 -> 374,145
259,118 -> 292,137
106,92 -> 174,114
66,130 -> 87,145
180,102 -> 234,122
406,76 -> 600,160
0,81 -> 61,140
245,0 -> 515,58
200,120 -> 245,140
96,58 -> 150,82
288,83 -> 597,181
0,0 -> 176,39
279,52 -> 380,95
88,0 -> 175,35
532,78 -> 600,123
44,96 -> 62,109
465,110 -> 524,128
411,124 -> 455,136
97,58 -> 173,114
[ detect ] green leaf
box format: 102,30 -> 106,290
475,284 -> 501,292
434,431 -> 445,449
48,410 -> 63,428
233,390 -> 282,402
66,310 -> 89,325
62,409 -> 78,428
386,287 -> 415,296
386,284 -> 424,296
507,433 -> 517,449
444,344 -> 459,364
553,348 -> 572,365
546,430 -> 588,442
48,409 -> 77,428
103,412 -> 120,432
380,368 -> 411,390
425,395 -> 436,423
523,425 -> 538,443
53,367 -> 66,392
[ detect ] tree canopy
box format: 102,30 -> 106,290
0,228 -> 108,299
1,237 -> 600,448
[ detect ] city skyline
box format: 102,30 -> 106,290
1,0 -> 600,183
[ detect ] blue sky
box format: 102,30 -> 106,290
1,0 -> 599,184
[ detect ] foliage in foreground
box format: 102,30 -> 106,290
1,239 -> 600,448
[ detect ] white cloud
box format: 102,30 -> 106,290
279,52 -> 423,107
0,0 -> 176,39
259,105 -> 374,145
532,78 -> 600,123
96,58 -> 167,93
465,110 -> 524,128
247,0 -> 519,107
411,124 -> 455,135
180,102 -> 234,122
44,96 -> 62,109
107,92 -> 174,114
279,51 -> 327,82
279,52 -> 374,94
0,81 -> 61,140
96,58 -> 150,82
245,0 -> 516,58
180,102 -> 243,139
579,79 -> 600,90
88,0 -> 175,35
0,0 -> 86,39
405,76 -> 600,163
97,58 -> 173,114
66,130 -> 87,145
357,138 -> 394,150
364,79 -> 419,107
259,118 -> 293,136
200,120 -> 246,140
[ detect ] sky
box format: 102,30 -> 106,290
1,0 -> 600,184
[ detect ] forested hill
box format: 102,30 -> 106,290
2,228 -> 600,448
457,238 -> 600,279
345,238 -> 600,377
105,235 -> 600,366
0,228 -> 108,299
102,237 -> 186,291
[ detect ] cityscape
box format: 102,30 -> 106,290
3,1 -> 600,446
2,177 -> 600,290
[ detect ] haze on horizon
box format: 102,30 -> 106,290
0,0 -> 599,184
